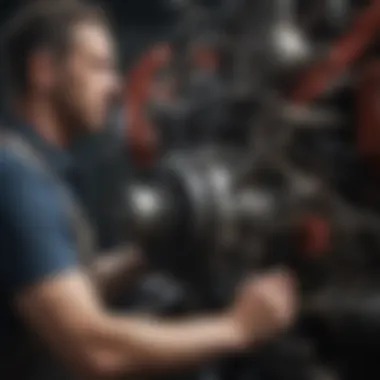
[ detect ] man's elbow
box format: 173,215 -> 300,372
74,346 -> 135,379
61,324 -> 136,379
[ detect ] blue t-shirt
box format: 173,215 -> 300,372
0,125 -> 78,360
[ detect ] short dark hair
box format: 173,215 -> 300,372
1,0 -> 109,97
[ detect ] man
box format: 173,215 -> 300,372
0,1 -> 298,378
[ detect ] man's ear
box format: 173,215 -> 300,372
28,49 -> 56,92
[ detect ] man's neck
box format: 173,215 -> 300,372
16,98 -> 71,149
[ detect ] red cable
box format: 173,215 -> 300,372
126,44 -> 171,167
125,44 -> 218,167
292,1 -> 380,104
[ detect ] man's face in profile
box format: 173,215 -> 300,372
54,22 -> 119,132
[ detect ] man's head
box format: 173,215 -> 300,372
3,0 -> 118,132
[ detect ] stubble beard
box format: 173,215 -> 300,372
51,87 -> 89,137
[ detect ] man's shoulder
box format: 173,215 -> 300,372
0,142 -> 78,293
0,134 -> 49,182
0,140 -> 61,215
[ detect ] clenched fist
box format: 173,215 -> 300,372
227,271 -> 299,349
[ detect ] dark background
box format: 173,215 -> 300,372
0,0 -> 222,69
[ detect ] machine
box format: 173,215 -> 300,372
114,1 -> 380,378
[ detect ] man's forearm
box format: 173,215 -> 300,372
89,245 -> 146,301
99,313 -> 245,375
87,252 -> 245,375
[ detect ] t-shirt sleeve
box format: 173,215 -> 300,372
0,150 -> 78,294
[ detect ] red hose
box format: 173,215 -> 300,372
357,61 -> 380,170
292,1 -> 380,104
300,216 -> 332,257
126,44 -> 172,167
125,44 -> 219,167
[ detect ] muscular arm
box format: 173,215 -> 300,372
16,272 -> 242,378
0,151 -> 244,378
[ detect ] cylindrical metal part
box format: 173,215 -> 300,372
123,182 -> 180,243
